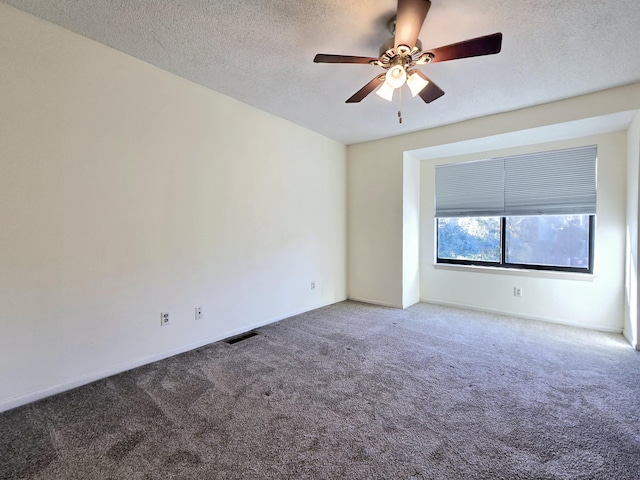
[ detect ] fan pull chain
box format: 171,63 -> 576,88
397,87 -> 403,124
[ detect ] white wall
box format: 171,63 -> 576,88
0,5 -> 346,411
402,155 -> 421,308
348,83 -> 640,332
420,133 -> 626,332
625,113 -> 640,347
347,141 -> 404,307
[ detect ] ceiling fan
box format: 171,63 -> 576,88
313,0 -> 502,122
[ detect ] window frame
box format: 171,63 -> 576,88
436,215 -> 595,274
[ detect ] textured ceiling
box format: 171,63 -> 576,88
3,0 -> 640,145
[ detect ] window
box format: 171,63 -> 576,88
437,217 -> 501,263
435,145 -> 597,273
505,215 -> 592,269
437,214 -> 594,272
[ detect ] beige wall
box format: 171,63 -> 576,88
625,113 -> 640,347
0,5 -> 346,411
347,142 -> 404,307
402,155 -> 421,308
420,132 -> 626,331
348,83 -> 640,334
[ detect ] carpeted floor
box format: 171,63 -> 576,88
1,301 -> 640,479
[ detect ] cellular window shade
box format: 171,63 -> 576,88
503,145 -> 597,216
435,159 -> 505,217
434,145 -> 597,218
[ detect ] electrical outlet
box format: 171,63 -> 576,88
160,312 -> 170,326
311,281 -> 316,291
514,287 -> 523,298
195,307 -> 203,320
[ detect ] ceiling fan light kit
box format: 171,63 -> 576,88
313,0 -> 503,123
376,80 -> 396,101
407,71 -> 429,97
385,64 -> 408,89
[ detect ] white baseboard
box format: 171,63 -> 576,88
622,329 -> 639,350
0,302 -> 339,413
421,299 -> 624,334
347,296 -> 403,309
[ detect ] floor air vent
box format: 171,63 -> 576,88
225,331 -> 258,345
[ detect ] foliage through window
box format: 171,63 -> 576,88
437,217 -> 500,262
436,214 -> 593,272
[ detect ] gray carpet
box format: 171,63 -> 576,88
2,301 -> 640,479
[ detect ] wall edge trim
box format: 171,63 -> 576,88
421,299 -> 624,335
347,296 -> 403,309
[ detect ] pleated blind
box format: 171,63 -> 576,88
503,145 -> 597,215
435,159 -> 505,217
435,145 -> 597,218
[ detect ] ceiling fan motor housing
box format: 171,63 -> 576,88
379,37 -> 423,59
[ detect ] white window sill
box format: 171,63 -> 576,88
432,263 -> 596,281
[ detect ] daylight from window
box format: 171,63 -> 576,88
506,215 -> 590,268
437,214 -> 592,271
437,217 -> 500,262
434,145 -> 597,273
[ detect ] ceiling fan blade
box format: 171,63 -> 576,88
346,75 -> 385,103
394,0 -> 431,51
412,70 -> 445,103
314,54 -> 380,64
427,32 -> 503,63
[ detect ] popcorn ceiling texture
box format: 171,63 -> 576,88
2,0 -> 640,144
